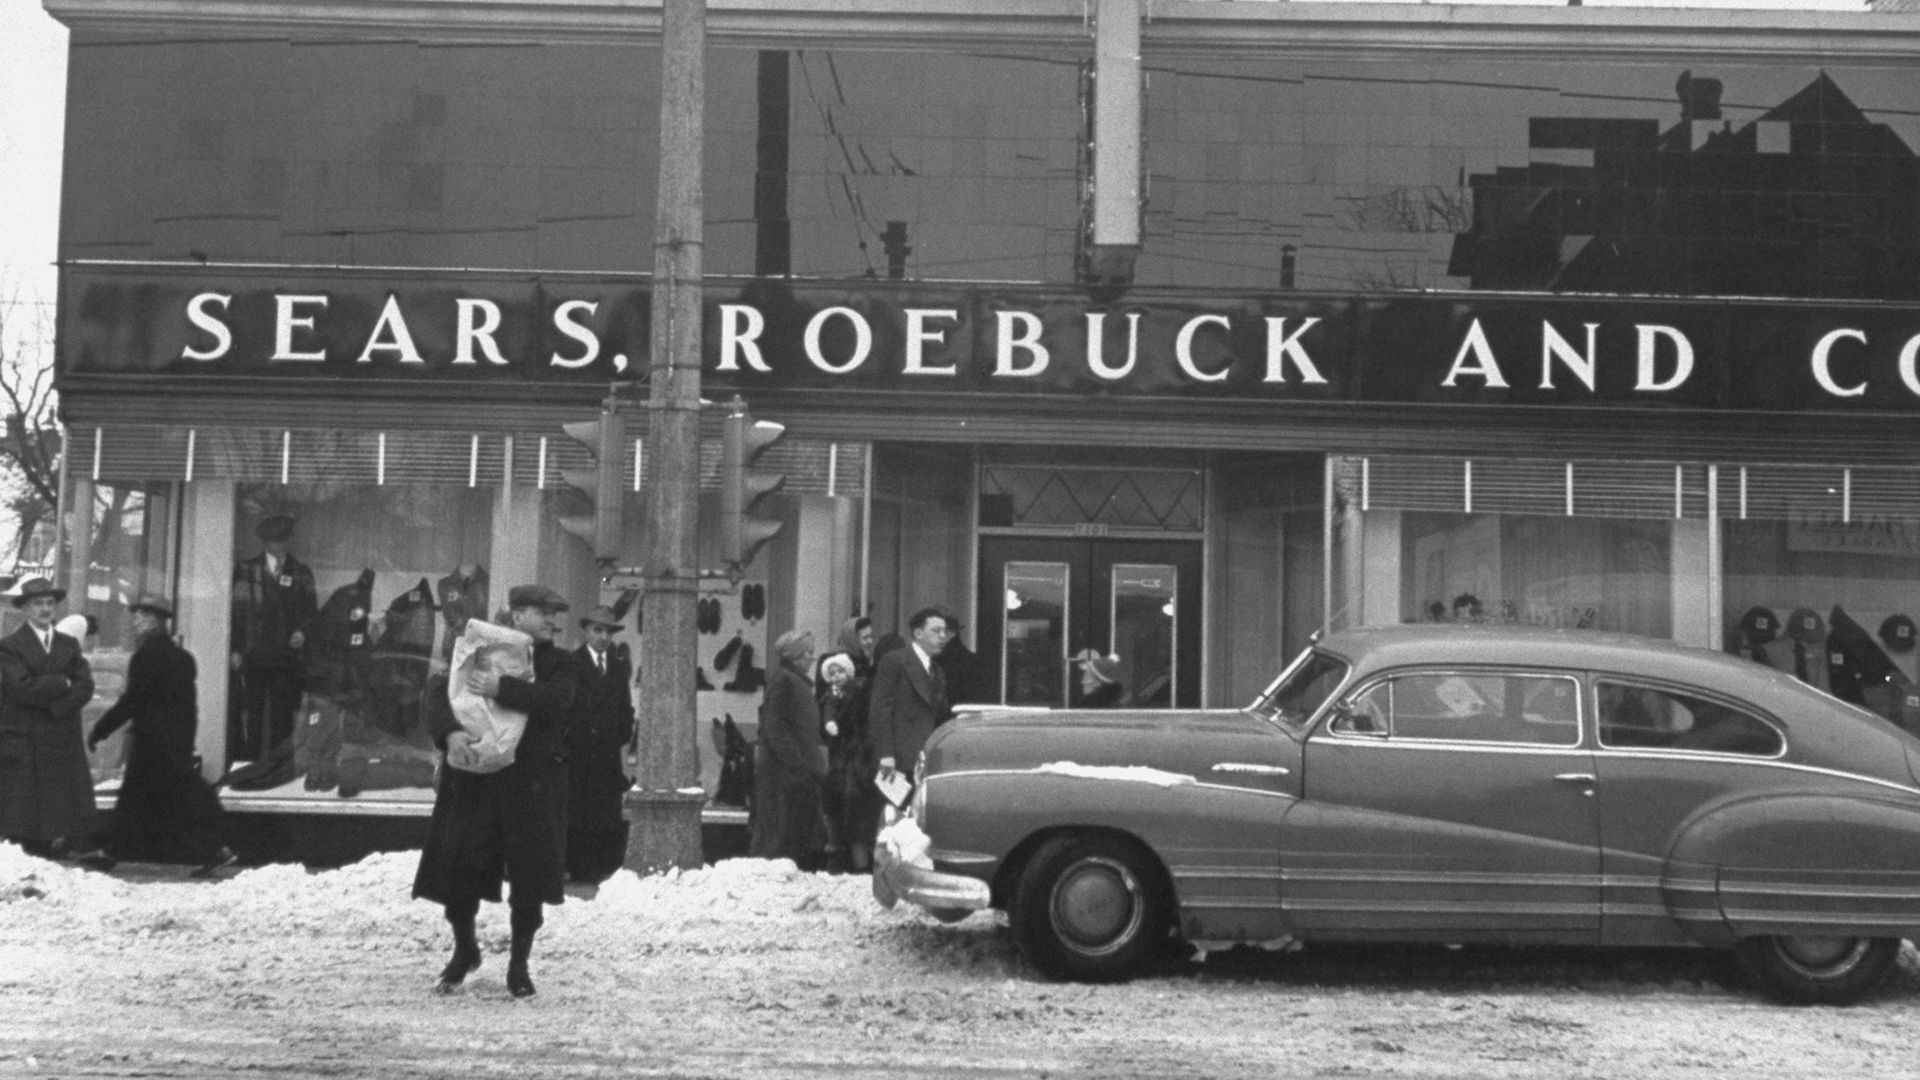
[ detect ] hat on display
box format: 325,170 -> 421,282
1785,607 -> 1826,644
10,577 -> 66,608
507,584 -> 570,613
128,594 -> 175,619
579,605 -> 624,631
1880,614 -> 1917,653
1071,648 -> 1121,685
1738,605 -> 1778,645
256,515 -> 296,541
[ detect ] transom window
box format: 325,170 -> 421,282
1334,671 -> 1581,747
1596,681 -> 1784,757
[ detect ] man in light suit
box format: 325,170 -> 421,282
870,606 -> 955,785
0,577 -> 97,858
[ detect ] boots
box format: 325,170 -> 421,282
506,928 -> 536,998
434,906 -> 482,994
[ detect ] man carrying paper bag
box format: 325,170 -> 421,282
444,620 -> 534,773
413,584 -> 581,1000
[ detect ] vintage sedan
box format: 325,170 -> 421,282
874,624 -> 1920,1004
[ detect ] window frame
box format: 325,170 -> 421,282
1324,667 -> 1585,749
1591,676 -> 1789,760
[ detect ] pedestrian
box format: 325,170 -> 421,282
834,615 -> 877,679
870,606 -> 954,786
566,604 -> 634,884
412,584 -> 580,999
229,514 -> 317,763
931,606 -> 981,711
84,595 -> 237,875
1071,648 -> 1131,708
0,577 -> 99,860
817,651 -> 882,872
749,630 -> 827,866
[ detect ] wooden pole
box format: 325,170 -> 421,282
626,0 -> 707,874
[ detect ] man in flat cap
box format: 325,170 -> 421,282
565,604 -> 634,884
413,584 -> 580,999
0,578 -> 98,859
86,595 -> 236,875
229,514 -> 318,763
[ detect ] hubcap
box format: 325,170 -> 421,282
1050,856 -> 1144,956
1774,935 -> 1868,978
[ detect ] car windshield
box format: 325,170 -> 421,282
1251,647 -> 1349,733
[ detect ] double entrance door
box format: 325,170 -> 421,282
975,536 -> 1202,709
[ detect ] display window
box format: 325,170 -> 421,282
220,482 -> 492,804
1723,517 -> 1920,734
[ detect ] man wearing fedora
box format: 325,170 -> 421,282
565,604 -> 635,884
229,514 -> 318,763
413,584 -> 581,999
0,577 -> 98,859
86,595 -> 237,876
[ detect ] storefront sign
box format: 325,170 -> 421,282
1787,517 -> 1920,557
59,265 -> 1920,412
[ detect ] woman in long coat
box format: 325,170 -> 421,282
87,595 -> 233,871
748,630 -> 826,865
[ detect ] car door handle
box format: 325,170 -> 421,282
1211,763 -> 1290,776
1553,772 -> 1597,786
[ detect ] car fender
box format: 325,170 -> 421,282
923,765 -> 1296,943
1666,792 -> 1920,943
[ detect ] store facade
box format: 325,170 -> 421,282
43,0 -> 1920,814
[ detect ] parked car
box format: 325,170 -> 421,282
875,624 -> 1920,1004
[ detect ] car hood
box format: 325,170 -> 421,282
923,708 -> 1298,784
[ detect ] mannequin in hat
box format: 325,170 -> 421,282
564,605 -> 634,884
229,514 -> 318,763
86,596 -> 237,875
0,578 -> 98,859
413,583 -> 581,999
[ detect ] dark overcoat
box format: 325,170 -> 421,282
230,552 -> 318,669
412,639 -> 580,907
0,624 -> 96,842
748,659 -> 826,861
90,631 -> 223,858
868,644 -> 949,775
566,642 -> 634,832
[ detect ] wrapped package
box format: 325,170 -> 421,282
444,620 -> 533,774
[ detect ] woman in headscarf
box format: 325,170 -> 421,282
748,629 -> 826,866
834,615 -> 877,679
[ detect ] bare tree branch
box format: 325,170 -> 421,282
0,286 -> 62,564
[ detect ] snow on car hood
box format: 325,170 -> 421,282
1034,762 -> 1197,787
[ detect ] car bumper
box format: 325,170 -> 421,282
871,818 -> 992,915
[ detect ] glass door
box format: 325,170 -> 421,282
978,537 -> 1202,708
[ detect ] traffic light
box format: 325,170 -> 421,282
719,396 -> 786,572
559,401 -> 627,562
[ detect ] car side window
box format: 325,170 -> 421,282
1596,681 -> 1784,757
1344,671 -> 1579,746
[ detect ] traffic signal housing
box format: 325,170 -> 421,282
559,402 -> 627,562
719,397 -> 786,573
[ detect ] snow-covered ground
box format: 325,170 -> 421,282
5,842 -> 1920,1079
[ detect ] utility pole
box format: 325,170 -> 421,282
626,0 -> 707,873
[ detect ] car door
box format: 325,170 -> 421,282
1284,668 -> 1602,941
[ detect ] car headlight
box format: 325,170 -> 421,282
910,752 -> 929,827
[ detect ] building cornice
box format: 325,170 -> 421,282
40,0 -> 1920,65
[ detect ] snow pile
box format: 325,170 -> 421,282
0,841 -> 127,908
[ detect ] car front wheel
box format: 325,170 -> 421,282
1011,834 -> 1169,983
1731,934 -> 1901,1005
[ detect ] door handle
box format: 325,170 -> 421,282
1211,763 -> 1290,776
1553,772 -> 1597,794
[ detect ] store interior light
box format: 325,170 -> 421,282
1007,589 -> 1025,611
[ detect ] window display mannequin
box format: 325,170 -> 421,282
229,515 -> 318,764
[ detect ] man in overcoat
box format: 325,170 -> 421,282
869,605 -> 954,786
0,577 -> 97,857
413,584 -> 580,999
86,594 -> 236,874
229,514 -> 318,761
564,604 -> 634,884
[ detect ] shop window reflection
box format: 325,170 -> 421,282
1004,562 -> 1068,707
1396,512 -> 1672,638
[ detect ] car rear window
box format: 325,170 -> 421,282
1596,680 -> 1785,757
